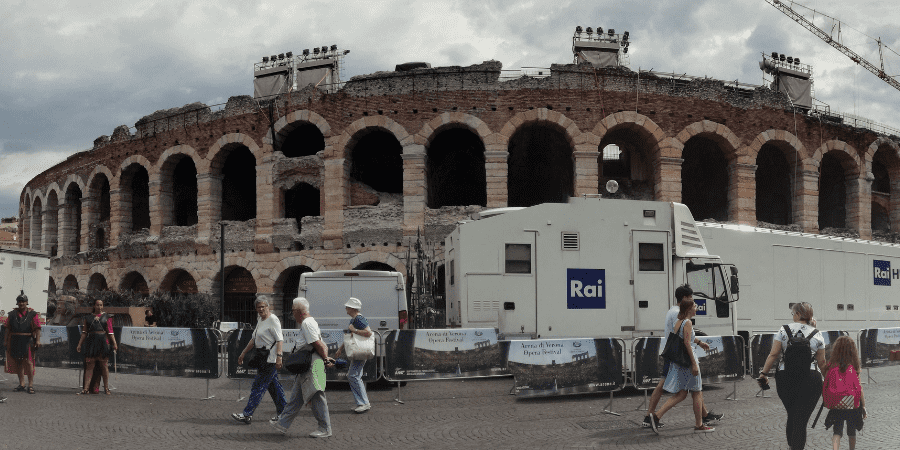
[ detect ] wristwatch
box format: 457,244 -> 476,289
276,354 -> 283,357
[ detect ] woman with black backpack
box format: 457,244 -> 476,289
759,302 -> 826,450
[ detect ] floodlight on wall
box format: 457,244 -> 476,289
286,51 -> 293,58
303,49 -> 310,56
321,45 -> 327,54
623,31 -> 629,40
313,47 -> 319,54
779,54 -> 786,61
787,56 -> 793,64
597,27 -> 603,35
794,57 -> 800,65
330,44 -> 338,52
608,28 -> 615,36
278,53 -> 285,60
270,55 -> 277,61
772,52 -> 778,59
586,26 -> 593,35
262,56 -> 269,62
576,25 -> 583,36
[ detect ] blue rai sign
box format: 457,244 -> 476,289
695,299 -> 708,316
874,260 -> 891,286
567,268 -> 606,309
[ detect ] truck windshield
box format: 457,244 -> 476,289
685,262 -> 728,301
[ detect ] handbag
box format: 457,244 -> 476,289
344,331 -> 375,361
285,347 -> 314,374
661,320 -> 692,368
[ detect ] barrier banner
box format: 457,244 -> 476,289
383,328 -> 508,380
228,328 -> 378,382
752,330 -> 848,375
694,336 -> 744,383
115,327 -> 218,378
859,327 -> 900,368
34,326 -> 83,369
632,337 -> 663,389
506,338 -> 622,398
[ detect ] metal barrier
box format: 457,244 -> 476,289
857,327 -> 900,383
751,330 -> 850,395
506,338 -> 626,415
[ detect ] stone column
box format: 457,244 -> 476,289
795,166 -> 820,233
30,208 -> 41,250
846,171 -> 873,239
484,149 -> 508,208
573,146 -> 600,197
41,206 -> 58,254
890,177 -> 900,233
254,154 -> 278,253
108,188 -> 125,246
196,173 -> 222,242
727,162 -> 758,225
80,196 -> 96,252
653,157 -> 683,203
402,147 -> 426,241
150,176 -> 169,234
321,157 -> 349,250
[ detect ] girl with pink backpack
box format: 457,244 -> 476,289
822,336 -> 867,450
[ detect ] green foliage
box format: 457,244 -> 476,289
49,289 -> 219,328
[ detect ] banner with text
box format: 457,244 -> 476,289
383,328 -> 508,381
632,337 -> 664,389
115,327 -> 219,378
752,330 -> 849,375
859,327 -> 900,368
506,338 -> 623,398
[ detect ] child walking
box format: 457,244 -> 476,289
822,336 -> 866,450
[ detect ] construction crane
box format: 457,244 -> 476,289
765,0 -> 900,93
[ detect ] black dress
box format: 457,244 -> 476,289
82,314 -> 111,359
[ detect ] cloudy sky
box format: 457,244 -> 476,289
2,0 -> 899,219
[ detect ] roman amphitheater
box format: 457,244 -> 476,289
18,58 -> 900,324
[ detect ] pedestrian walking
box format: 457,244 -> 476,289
270,297 -> 335,438
75,299 -> 118,395
232,297 -> 287,424
334,297 -> 373,413
643,285 -> 722,432
4,293 -> 41,394
649,297 -> 714,432
759,302 -> 825,450
822,336 -> 866,450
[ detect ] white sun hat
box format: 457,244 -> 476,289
344,297 -> 362,310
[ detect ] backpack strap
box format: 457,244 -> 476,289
783,324 -> 792,339
805,328 -> 819,340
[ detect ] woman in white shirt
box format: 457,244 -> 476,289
759,302 -> 826,450
232,297 -> 286,424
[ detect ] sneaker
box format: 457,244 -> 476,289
270,415 -> 279,422
650,413 -> 663,433
309,429 -> 332,438
0,396 -> 7,403
231,413 -> 251,424
694,425 -> 715,433
353,404 -> 371,413
268,419 -> 286,435
641,415 -> 653,428
703,412 -> 724,424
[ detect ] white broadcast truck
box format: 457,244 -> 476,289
0,247 -> 50,322
698,222 -> 900,341
444,197 -> 739,341
298,270 -> 407,331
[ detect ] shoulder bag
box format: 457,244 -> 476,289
344,331 -> 376,361
661,320 -> 692,368
244,327 -> 276,369
285,346 -> 314,374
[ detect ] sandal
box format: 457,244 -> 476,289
77,389 -> 90,395
26,387 -> 35,394
104,387 -> 111,395
13,385 -> 26,392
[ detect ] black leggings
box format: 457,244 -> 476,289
775,369 -> 823,450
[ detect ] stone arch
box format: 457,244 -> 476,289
204,133 -> 262,173
676,121 -> 743,221
674,120 -> 743,161
420,113 -> 491,208
344,250 -> 407,274
812,140 -> 861,174
86,168 -> 112,249
87,273 -> 109,292
272,263 -> 317,327
867,137 -> 900,232
814,140 -> 862,231
270,110 -> 332,157
119,159 -> 152,232
500,109 -> 582,207
418,112 -> 493,146
119,270 -> 150,296
336,116 -> 411,159
340,118 -> 409,198
207,141 -> 257,222
272,256 -> 326,280
592,112 -> 666,199
750,130 -> 808,226
213,265 -> 260,324
86,165 -> 115,193
157,146 -> 200,227
62,274 -> 80,292
159,267 -> 200,294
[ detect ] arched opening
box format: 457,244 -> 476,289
64,184 -> 83,253
98,177 -> 111,221
120,271 -> 150,297
681,136 -> 729,221
279,123 -> 325,158
350,129 -> 403,194
88,174 -> 111,249
223,267 -> 257,325
508,122 -> 573,207
872,201 -> 890,232
818,152 -> 852,230
873,157 -> 890,194
160,269 -> 199,295
597,125 -> 656,199
63,275 -> 79,292
755,144 -> 793,225
426,128 -> 486,207
48,277 -> 57,296
31,197 -> 43,250
221,146 -> 257,221
121,164 -> 151,232
46,191 -> 59,256
354,261 -> 396,271
173,157 -> 199,226
275,265 -> 314,328
95,228 -> 107,249
87,273 -> 108,293
284,183 -> 320,233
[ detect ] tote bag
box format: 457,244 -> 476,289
345,332 -> 375,361
661,320 -> 692,367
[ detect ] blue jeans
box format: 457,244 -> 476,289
347,359 -> 370,406
277,375 -> 331,433
242,363 -> 286,417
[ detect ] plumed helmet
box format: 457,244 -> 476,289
16,291 -> 28,304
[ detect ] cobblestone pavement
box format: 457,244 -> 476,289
1,366 -> 897,450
